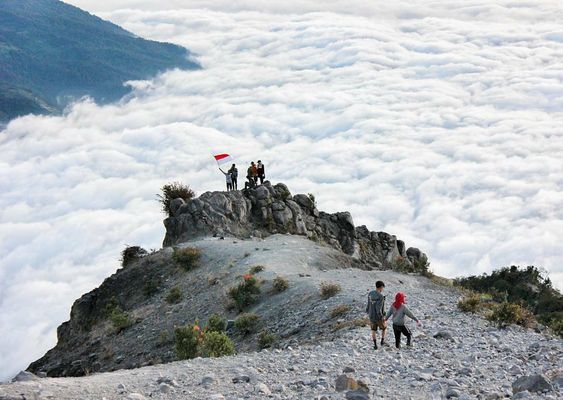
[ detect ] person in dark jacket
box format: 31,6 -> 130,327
257,160 -> 265,184
366,280 -> 387,349
229,164 -> 238,190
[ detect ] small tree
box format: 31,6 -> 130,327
165,287 -> 183,304
206,314 -> 227,333
158,182 -> 195,216
175,323 -> 202,360
257,330 -> 277,349
228,274 -> 261,311
200,332 -> 236,357
234,313 -> 261,336
320,282 -> 341,299
121,246 -> 148,267
173,247 -> 201,271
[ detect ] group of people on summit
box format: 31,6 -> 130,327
219,160 -> 266,191
366,280 -> 421,349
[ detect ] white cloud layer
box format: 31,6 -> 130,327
1,0 -> 563,382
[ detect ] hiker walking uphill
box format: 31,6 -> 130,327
366,280 -> 387,349
385,292 -> 421,349
228,164 -> 238,190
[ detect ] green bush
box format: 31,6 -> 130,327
458,293 -> 482,313
121,246 -> 148,267
273,275 -> 289,292
330,304 -> 350,318
165,287 -> 183,304
257,330 -> 277,349
200,331 -> 236,357
228,275 -> 261,311
249,265 -> 265,274
206,314 -> 227,333
173,247 -> 201,271
109,307 -> 132,333
234,313 -> 261,336
320,282 -> 341,299
158,182 -> 196,216
391,256 -> 414,273
175,323 -> 202,360
487,302 -> 535,328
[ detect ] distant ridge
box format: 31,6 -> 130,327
0,0 -> 199,122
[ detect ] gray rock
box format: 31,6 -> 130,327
255,383 -> 271,395
512,374 -> 553,393
513,391 -> 531,399
345,390 -> 370,400
446,387 -> 461,398
232,375 -> 251,384
336,374 -> 358,392
343,366 -> 355,373
158,383 -> 172,393
126,394 -> 147,400
11,370 -> 39,382
433,331 -> 454,340
202,374 -> 218,388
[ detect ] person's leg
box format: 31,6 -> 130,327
370,322 -> 378,349
393,324 -> 401,349
402,325 -> 412,346
380,323 -> 387,346
233,178 -> 237,190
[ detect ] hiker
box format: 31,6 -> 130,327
385,292 -> 421,349
247,161 -> 258,185
366,280 -> 387,349
229,164 -> 238,190
219,167 -> 233,191
257,160 -> 265,185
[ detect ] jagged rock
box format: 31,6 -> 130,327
512,374 -> 553,393
163,182 -> 424,270
11,370 -> 39,382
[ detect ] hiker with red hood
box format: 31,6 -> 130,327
385,292 -> 421,348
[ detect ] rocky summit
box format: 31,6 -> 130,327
1,183 -> 561,400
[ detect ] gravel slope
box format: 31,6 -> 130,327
2,236 -> 561,399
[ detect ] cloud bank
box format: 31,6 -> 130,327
1,0 -> 563,382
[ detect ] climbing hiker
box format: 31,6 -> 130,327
366,280 -> 387,349
219,167 -> 233,191
229,164 -> 238,190
257,160 -> 265,185
385,292 -> 421,349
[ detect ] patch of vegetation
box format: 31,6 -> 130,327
320,282 -> 341,299
330,304 -> 350,318
200,331 -> 236,357
455,265 -> 562,336
487,302 -> 536,329
159,330 -> 171,345
206,314 -> 227,333
143,279 -> 160,298
257,330 -> 277,349
121,246 -> 148,267
273,275 -> 290,292
458,293 -> 483,313
165,287 -> 183,304
208,275 -> 219,286
109,307 -> 133,333
175,323 -> 202,360
173,247 -> 201,271
234,313 -> 261,336
228,274 -> 261,311
333,317 -> 369,331
158,182 -> 195,216
249,265 -> 265,274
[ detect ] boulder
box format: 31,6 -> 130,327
512,374 -> 553,393
335,374 -> 358,392
11,370 -> 39,382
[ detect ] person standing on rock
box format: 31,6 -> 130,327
257,160 -> 265,185
219,167 -> 233,191
246,161 -> 258,188
366,280 -> 387,350
385,292 -> 421,349
229,164 -> 238,190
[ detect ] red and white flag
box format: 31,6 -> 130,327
213,153 -> 233,165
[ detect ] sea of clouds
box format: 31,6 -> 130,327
1,0 -> 562,382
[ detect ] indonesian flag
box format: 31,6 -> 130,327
214,153 -> 233,165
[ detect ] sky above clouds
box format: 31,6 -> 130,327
1,0 -> 562,382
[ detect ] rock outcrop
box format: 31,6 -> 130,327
164,182 -> 426,269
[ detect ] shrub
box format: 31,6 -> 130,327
175,323 -> 203,360
273,275 -> 289,292
109,307 -> 132,333
143,280 -> 160,297
413,254 -> 431,274
249,265 -> 265,274
487,302 -> 535,328
206,314 -> 227,333
173,247 -> 201,271
257,330 -> 277,349
320,282 -> 341,299
228,275 -> 261,311
158,182 -> 195,216
330,304 -> 350,318
538,312 -> 563,337
458,293 -> 482,313
391,256 -> 413,273
333,317 -> 370,331
234,313 -> 261,336
200,331 -> 236,357
165,287 -> 183,304
121,246 -> 148,267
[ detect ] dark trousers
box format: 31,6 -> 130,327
259,175 -> 264,184
226,183 -> 232,191
393,324 -> 411,348
232,178 -> 237,190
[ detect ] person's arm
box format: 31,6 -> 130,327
219,168 -> 227,176
404,305 -> 419,323
385,307 -> 393,321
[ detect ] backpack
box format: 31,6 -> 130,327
368,292 -> 385,320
